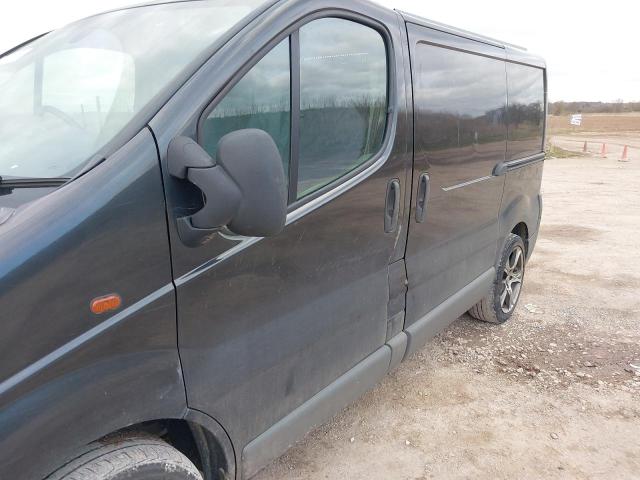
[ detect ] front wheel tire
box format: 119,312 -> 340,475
468,233 -> 526,324
46,437 -> 203,480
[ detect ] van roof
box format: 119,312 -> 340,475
73,0 -> 547,69
398,9 -> 546,68
397,10 -> 525,50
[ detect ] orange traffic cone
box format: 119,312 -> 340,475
600,143 -> 607,158
583,141 -> 588,152
620,145 -> 629,162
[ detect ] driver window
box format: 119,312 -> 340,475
201,38 -> 291,179
297,18 -> 388,199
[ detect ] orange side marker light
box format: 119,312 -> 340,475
90,294 -> 122,315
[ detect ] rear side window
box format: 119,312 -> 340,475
297,18 -> 388,199
506,63 -> 545,160
412,43 -> 507,183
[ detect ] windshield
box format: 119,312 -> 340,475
0,0 -> 268,179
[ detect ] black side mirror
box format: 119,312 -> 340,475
168,129 -> 287,246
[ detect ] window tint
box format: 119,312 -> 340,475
298,18 -> 387,199
413,43 -> 507,183
201,39 -> 291,175
506,63 -> 545,160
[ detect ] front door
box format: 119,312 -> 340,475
404,24 -> 508,327
156,12 -> 410,452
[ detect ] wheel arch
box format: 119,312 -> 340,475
498,189 -> 539,261
510,221 -> 530,256
93,411 -> 236,480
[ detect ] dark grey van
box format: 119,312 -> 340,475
0,1 -> 546,478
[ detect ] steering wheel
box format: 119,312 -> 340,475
41,105 -> 85,131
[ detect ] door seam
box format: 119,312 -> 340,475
146,124 -> 190,408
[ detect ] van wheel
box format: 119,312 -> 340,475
46,437 -> 202,480
468,233 -> 526,324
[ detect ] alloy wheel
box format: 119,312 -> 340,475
500,245 -> 524,313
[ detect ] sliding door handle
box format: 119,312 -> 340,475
384,179 -> 401,233
493,162 -> 508,176
415,173 -> 430,223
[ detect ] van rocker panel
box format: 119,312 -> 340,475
241,345 -> 391,479
404,268 -> 495,360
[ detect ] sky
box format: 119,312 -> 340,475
1,0 -> 638,102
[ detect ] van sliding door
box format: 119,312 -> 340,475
404,24 -> 508,331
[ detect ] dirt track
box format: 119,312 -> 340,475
551,134 -> 640,159
255,140 -> 640,479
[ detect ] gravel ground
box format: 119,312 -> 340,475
254,146 -> 640,479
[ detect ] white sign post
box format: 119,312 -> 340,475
570,114 -> 582,126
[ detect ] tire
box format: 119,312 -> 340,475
46,437 -> 203,480
468,233 -> 526,324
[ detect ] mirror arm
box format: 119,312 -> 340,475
168,130 -> 287,246
175,217 -> 218,248
168,136 -> 216,178
168,136 -> 241,247
187,166 -> 241,229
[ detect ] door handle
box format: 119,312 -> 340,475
384,179 -> 400,233
415,173 -> 430,223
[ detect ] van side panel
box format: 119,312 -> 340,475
403,23 -> 507,329
0,129 -> 186,480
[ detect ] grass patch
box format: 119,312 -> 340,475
545,143 -> 584,158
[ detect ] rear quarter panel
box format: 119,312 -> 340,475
499,160 -> 544,257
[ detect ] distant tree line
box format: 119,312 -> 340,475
549,101 -> 640,115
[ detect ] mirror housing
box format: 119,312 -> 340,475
217,129 -> 288,237
168,129 -> 287,246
